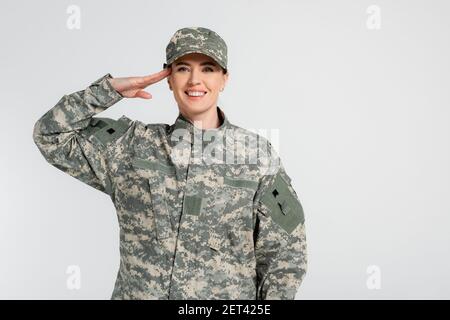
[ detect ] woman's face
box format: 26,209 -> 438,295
167,52 -> 229,117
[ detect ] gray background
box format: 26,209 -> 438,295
1,0 -> 449,299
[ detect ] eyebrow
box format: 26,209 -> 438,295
174,61 -> 217,67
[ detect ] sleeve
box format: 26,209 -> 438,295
253,143 -> 308,300
32,73 -> 128,196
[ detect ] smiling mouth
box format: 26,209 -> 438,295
184,91 -> 207,97
185,91 -> 207,98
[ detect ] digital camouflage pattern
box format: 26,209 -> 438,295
164,27 -> 228,71
32,73 -> 307,300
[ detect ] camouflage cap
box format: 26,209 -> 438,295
163,27 -> 228,72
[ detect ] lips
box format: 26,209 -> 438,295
185,91 -> 207,100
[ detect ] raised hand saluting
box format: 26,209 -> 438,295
107,68 -> 172,99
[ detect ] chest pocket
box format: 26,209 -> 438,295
206,176 -> 259,270
221,176 -> 258,215
131,157 -> 175,241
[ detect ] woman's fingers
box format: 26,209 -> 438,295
109,69 -> 171,98
141,68 -> 172,87
133,69 -> 171,98
135,90 -> 152,99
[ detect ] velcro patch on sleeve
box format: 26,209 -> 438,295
87,117 -> 128,146
260,170 -> 304,234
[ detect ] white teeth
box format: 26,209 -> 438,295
186,91 -> 206,97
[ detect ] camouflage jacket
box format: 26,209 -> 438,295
32,73 -> 307,300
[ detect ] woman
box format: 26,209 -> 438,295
33,27 -> 307,300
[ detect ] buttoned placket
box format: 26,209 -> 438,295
167,127 -> 194,299
166,108 -> 229,299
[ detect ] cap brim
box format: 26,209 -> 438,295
165,49 -> 226,70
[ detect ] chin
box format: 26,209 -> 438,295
180,102 -> 214,115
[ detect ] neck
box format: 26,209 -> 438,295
182,106 -> 221,130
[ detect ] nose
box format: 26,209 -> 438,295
188,68 -> 201,86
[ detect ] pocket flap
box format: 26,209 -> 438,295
131,158 -> 175,175
223,176 -> 258,190
121,232 -> 152,241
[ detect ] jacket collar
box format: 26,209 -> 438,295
169,106 -> 231,145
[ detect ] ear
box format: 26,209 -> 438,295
222,72 -> 229,90
167,79 -> 172,91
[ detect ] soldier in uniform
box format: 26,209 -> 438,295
32,27 -> 307,299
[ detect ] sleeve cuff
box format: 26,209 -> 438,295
89,73 -> 124,108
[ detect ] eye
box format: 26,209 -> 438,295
176,66 -> 215,72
